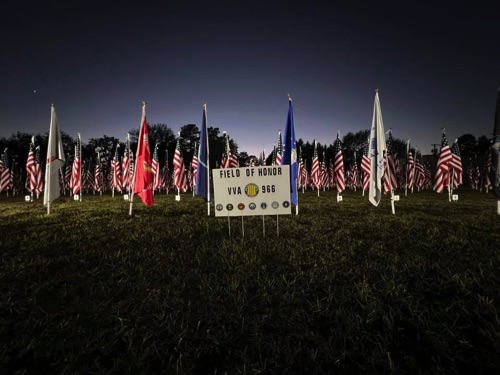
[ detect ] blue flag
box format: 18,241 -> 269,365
195,103 -> 210,202
282,97 -> 298,205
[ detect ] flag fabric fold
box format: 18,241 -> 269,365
111,142 -> 122,193
151,142 -> 161,192
282,97 -> 298,205
26,137 -> 37,194
311,140 -> 320,189
450,140 -> 463,189
133,104 -> 154,206
361,138 -> 371,192
274,130 -> 283,166
433,131 -> 452,194
71,133 -> 82,196
368,90 -> 387,206
43,105 -> 66,208
383,130 -> 398,194
333,133 -> 345,194
195,103 -> 210,202
173,136 -> 188,193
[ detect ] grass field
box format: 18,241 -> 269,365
1,188 -> 499,374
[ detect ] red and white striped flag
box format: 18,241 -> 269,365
122,134 -> 132,192
111,142 -> 122,193
361,138 -> 370,192
433,131 -> 453,193
0,148 -> 13,193
173,136 -> 188,192
450,139 -> 463,189
151,142 -> 161,192
383,131 -> 398,194
274,130 -> 283,166
311,140 -> 320,189
221,131 -> 238,168
333,134 -> 345,193
71,133 -> 82,195
190,141 -> 198,190
26,137 -> 37,194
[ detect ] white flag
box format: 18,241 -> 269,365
368,90 -> 386,206
44,105 -> 66,207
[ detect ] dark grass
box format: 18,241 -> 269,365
1,188 -> 499,374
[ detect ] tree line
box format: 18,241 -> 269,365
0,124 -> 494,178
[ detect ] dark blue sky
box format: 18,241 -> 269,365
1,2 -> 499,156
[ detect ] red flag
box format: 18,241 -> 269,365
133,104 -> 154,206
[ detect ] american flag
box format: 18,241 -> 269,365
221,131 -> 238,168
190,141 -> 198,190
161,150 -> 170,192
361,139 -> 370,192
151,142 -> 161,192
450,140 -> 463,189
349,161 -> 359,190
122,134 -> 132,192
173,136 -> 188,192
274,130 -> 283,166
383,131 -> 398,194
94,159 -> 103,193
414,152 -> 425,190
311,141 -> 320,189
34,146 -> 43,195
258,149 -> 266,166
320,152 -> 329,189
26,137 -> 37,193
481,150 -> 491,190
71,134 -> 82,195
406,150 -> 415,192
111,143 -> 122,193
333,134 -> 345,193
0,148 -> 13,193
433,131 -> 453,193
297,147 -> 305,189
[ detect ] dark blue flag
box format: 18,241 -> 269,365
195,103 -> 210,203
282,96 -> 298,206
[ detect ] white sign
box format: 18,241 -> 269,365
123,194 -> 129,201
73,194 -> 79,201
452,194 -> 458,201
25,195 -> 30,202
212,166 -> 291,217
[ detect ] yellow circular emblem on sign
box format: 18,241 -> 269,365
244,183 -> 259,197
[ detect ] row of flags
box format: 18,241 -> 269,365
5,90 -> 499,214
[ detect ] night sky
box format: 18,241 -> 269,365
1,2 -> 499,156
